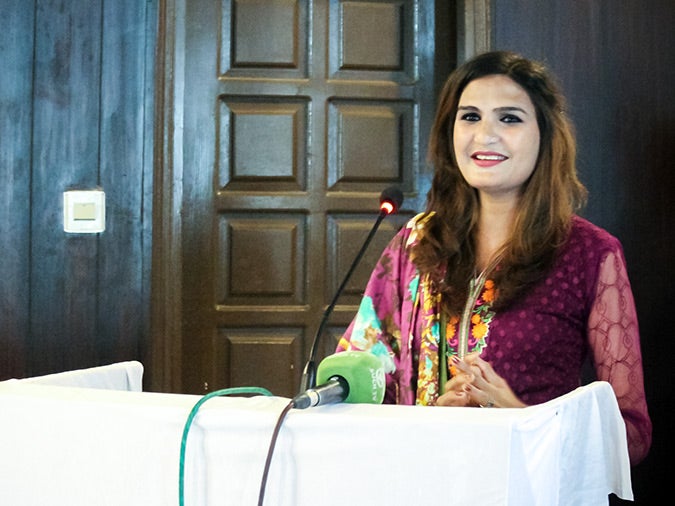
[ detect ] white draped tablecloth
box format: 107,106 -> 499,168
9,361 -> 144,391
0,368 -> 631,506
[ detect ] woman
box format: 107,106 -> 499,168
337,51 -> 651,465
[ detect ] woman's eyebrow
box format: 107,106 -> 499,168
495,106 -> 530,114
457,105 -> 530,114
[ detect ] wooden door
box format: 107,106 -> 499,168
177,0 -> 450,396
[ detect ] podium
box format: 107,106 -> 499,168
0,363 -> 632,505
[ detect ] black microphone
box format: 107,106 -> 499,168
292,351 -> 386,409
297,187 -> 404,394
292,377 -> 348,409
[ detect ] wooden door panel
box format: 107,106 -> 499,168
211,328 -> 303,396
216,214 -> 306,306
327,212 -> 412,306
218,96 -> 309,192
182,0 -> 443,396
224,0 -> 309,78
329,0 -> 415,81
327,98 -> 415,190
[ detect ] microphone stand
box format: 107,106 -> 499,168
298,207 -> 392,394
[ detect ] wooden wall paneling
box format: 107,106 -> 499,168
181,0 -> 222,394
98,0 -> 155,364
140,1 -> 159,385
1,1 -> 155,382
0,0 -> 35,379
29,0 -> 104,375
150,0 -> 184,393
456,0 -> 492,61
491,1 -> 675,503
588,4 -> 674,504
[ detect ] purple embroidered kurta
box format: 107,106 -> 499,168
338,214 -> 652,464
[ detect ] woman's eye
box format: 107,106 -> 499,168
460,112 -> 480,122
501,114 -> 523,123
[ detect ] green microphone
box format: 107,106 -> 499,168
292,351 -> 386,409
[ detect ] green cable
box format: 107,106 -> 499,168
179,387 -> 274,506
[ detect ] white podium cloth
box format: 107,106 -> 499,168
5,361 -> 143,391
0,374 -> 631,506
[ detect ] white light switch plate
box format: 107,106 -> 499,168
63,190 -> 106,233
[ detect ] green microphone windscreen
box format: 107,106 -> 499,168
316,351 -> 385,404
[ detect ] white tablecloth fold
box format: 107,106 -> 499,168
6,361 -> 144,391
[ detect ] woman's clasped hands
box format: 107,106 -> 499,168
436,353 -> 528,408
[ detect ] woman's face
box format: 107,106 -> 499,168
452,74 -> 540,201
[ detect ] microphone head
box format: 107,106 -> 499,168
316,351 -> 385,404
379,186 -> 403,215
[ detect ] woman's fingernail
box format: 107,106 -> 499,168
451,355 -> 460,364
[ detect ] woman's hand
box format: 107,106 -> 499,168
436,353 -> 527,408
435,365 -> 477,407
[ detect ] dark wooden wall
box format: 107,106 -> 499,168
0,0 -> 156,378
490,1 -> 674,504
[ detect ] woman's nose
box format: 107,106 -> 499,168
475,120 -> 499,144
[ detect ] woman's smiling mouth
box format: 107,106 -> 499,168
471,151 -> 508,167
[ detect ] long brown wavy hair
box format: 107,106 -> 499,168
411,51 -> 587,315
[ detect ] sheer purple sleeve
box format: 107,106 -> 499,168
587,249 -> 652,465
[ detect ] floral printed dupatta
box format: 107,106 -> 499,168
414,272 -> 496,405
337,212 -> 498,406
